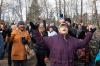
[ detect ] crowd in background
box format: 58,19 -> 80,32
0,18 -> 99,66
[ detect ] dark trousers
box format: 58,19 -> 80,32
96,61 -> 100,66
13,60 -> 27,66
8,43 -> 13,66
36,52 -> 46,66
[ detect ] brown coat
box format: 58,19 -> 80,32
10,28 -> 31,60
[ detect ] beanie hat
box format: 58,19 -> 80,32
18,21 -> 25,26
64,17 -> 71,24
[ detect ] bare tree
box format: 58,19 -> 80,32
80,0 -> 83,23
18,0 -> 23,21
63,0 -> 66,18
0,0 -> 3,19
49,8 -> 54,20
44,0 -> 49,19
28,0 -> 40,22
55,0 -> 59,19
59,0 -> 62,18
92,0 -> 99,27
25,0 -> 28,20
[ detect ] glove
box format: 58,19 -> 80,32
29,22 -> 38,30
90,28 -> 96,33
22,37 -> 28,45
87,25 -> 96,33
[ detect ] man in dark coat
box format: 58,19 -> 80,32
32,22 -> 96,66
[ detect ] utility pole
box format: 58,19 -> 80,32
80,0 -> 83,23
0,0 -> 3,20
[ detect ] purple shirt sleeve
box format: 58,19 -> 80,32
32,30 -> 52,49
75,32 -> 93,49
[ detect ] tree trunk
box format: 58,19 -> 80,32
44,0 -> 48,19
80,0 -> 83,23
59,0 -> 61,18
63,0 -> 66,18
0,0 -> 3,20
18,0 -> 23,21
94,0 -> 99,28
55,0 -> 59,19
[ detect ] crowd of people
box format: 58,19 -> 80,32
0,18 -> 99,66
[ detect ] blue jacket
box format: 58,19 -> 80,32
0,32 -> 5,57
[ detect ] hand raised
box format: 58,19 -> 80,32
87,24 -> 96,33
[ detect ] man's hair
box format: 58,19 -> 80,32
64,17 -> 71,24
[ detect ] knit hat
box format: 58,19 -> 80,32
18,21 -> 25,26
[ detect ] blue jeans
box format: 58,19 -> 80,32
89,59 -> 95,66
13,60 -> 27,66
96,61 -> 100,66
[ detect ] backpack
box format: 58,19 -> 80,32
95,50 -> 100,62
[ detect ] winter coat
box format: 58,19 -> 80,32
10,28 -> 31,60
33,30 -> 93,66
